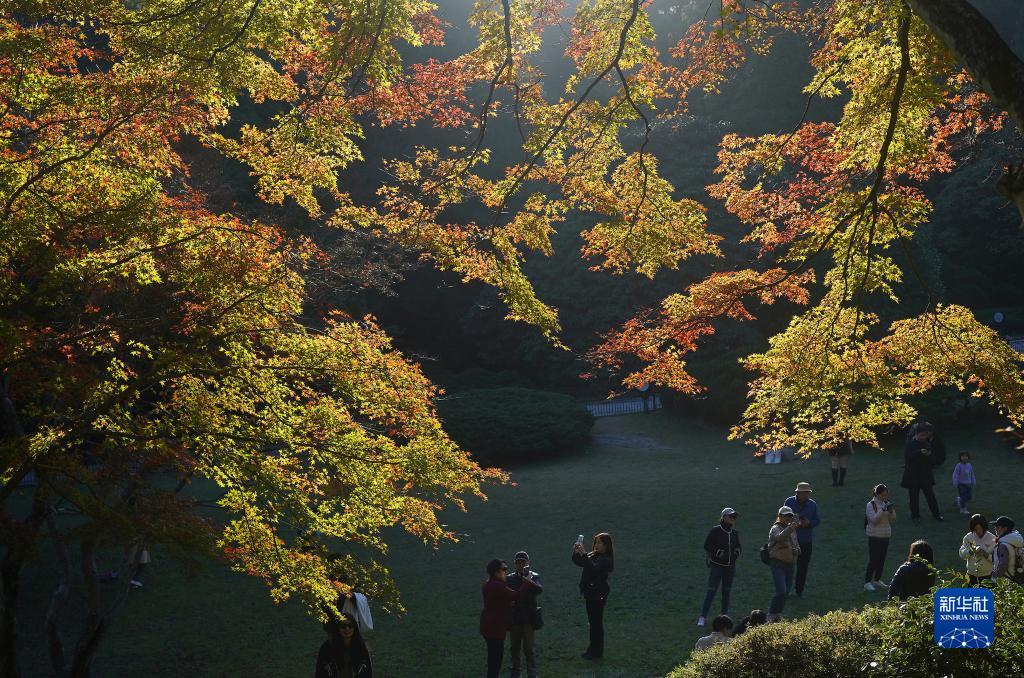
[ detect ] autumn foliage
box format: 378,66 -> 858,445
2,1 -> 1024,666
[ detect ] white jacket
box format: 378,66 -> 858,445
958,530 -> 996,577
865,498 -> 895,538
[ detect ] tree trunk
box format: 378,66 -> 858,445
904,0 -> 1024,223
67,539 -> 104,678
44,509 -> 71,677
0,494 -> 45,678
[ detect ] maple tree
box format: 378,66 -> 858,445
2,0 -> 1024,673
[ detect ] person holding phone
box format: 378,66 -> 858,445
864,483 -> 895,591
571,532 -> 614,660
506,550 -> 543,678
480,559 -> 538,678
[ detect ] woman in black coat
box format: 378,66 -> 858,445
571,532 -> 614,660
315,612 -> 373,678
888,540 -> 936,601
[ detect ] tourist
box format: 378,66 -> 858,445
572,532 -> 614,660
315,612 -> 373,678
829,439 -> 853,486
888,540 -> 936,600
900,422 -> 945,521
864,483 -> 895,592
506,550 -> 543,678
732,609 -> 767,637
958,513 -> 996,585
694,615 -> 734,650
697,507 -> 741,627
784,482 -> 819,598
951,451 -> 977,515
480,559 -> 538,678
992,516 -> 1023,581
766,506 -> 800,621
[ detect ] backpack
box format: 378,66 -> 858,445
1012,545 -> 1024,584
759,542 -> 771,565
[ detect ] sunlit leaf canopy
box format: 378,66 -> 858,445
2,0 -> 1023,617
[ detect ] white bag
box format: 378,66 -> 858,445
342,592 -> 374,633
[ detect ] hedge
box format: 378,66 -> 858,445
673,576 -> 1024,677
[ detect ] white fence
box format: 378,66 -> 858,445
585,395 -> 662,417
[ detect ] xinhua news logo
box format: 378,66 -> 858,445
933,587 -> 994,649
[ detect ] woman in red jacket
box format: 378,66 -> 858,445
480,558 -> 538,678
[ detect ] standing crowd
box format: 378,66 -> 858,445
310,420 -> 1023,675
693,421 -> 1024,652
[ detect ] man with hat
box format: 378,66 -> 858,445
992,516 -> 1024,581
784,482 -> 820,598
698,508 -> 741,627
506,550 -> 542,678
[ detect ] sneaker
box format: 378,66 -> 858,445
864,582 -> 876,592
873,579 -> 889,588
960,507 -> 970,514
934,514 -> 945,522
696,616 -> 706,627
129,580 -> 143,588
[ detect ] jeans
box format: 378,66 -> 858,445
700,563 -> 735,617
908,484 -> 940,518
485,637 -> 504,678
957,483 -> 973,509
585,597 -> 606,657
865,536 -> 890,583
769,560 -> 794,614
509,623 -> 535,674
795,542 -> 812,594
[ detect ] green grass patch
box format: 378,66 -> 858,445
12,413 -> 1024,677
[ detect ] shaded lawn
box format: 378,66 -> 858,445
14,412 -> 1024,677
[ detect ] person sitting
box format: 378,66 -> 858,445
732,609 -> 767,637
694,615 -> 734,650
888,540 -> 936,601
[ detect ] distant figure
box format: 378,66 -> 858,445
992,516 -> 1024,582
864,483 -> 895,592
697,508 -> 741,627
506,551 -> 543,678
888,540 -> 936,601
480,559 -> 538,678
572,532 -> 614,660
901,422 -> 945,521
765,506 -> 800,621
732,609 -> 767,637
829,440 -> 853,486
315,612 -> 373,678
694,615 -> 734,651
951,451 -> 977,515
958,514 -> 996,586
784,482 -> 819,598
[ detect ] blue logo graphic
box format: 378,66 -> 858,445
934,588 -> 994,649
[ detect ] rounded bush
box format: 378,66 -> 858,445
436,387 -> 594,465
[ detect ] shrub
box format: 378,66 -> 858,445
436,387 -> 594,465
672,575 -> 1024,677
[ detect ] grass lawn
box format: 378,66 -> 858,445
13,412 -> 1024,677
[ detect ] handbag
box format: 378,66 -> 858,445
759,542 -> 771,565
531,606 -> 544,630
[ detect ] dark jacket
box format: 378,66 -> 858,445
901,437 -> 945,488
783,496 -> 820,545
703,523 -> 741,567
887,559 -> 936,601
479,577 -> 536,639
314,635 -> 372,678
506,569 -> 543,626
572,551 -> 612,600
